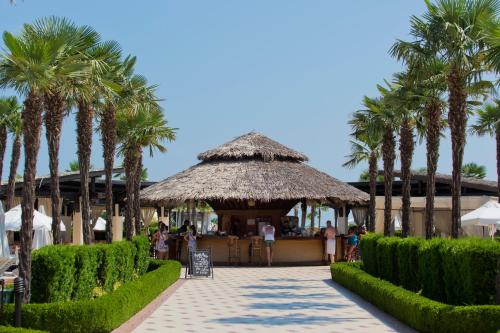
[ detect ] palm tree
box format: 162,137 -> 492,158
422,0 -> 499,238
117,105 -> 176,238
471,101 -> 500,198
461,162 -> 487,179
0,96 -> 20,188
4,98 -> 22,211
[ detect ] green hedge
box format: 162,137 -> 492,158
331,262 -> 500,333
0,327 -> 47,333
31,236 -> 149,303
0,260 -> 181,333
360,234 -> 500,305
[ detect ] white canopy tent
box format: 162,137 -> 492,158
94,217 -> 106,231
0,202 -> 11,257
461,201 -> 500,239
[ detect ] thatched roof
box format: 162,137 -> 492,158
141,132 -> 368,207
198,132 -> 308,162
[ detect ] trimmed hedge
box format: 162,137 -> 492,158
331,262 -> 500,333
0,260 -> 181,333
360,234 -> 500,305
31,236 -> 149,303
0,327 -> 47,333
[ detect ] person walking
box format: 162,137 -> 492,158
324,220 -> 336,264
152,224 -> 169,260
262,223 -> 275,267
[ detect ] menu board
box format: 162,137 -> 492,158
187,249 -> 213,278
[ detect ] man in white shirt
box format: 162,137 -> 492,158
262,224 -> 275,267
324,220 -> 336,264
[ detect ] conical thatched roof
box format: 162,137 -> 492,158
141,132 -> 368,207
198,132 -> 308,162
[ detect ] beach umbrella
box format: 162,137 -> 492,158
461,201 -> 500,239
0,202 -> 10,257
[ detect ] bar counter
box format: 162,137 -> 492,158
170,235 -> 345,265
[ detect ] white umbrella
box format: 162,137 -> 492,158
461,201 -> 500,239
5,205 -> 66,232
93,217 -> 106,231
0,202 -> 11,257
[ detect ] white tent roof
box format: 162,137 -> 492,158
4,205 -> 66,232
461,201 -> 500,228
94,217 -> 106,231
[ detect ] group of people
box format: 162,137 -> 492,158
323,220 -> 364,264
151,220 -> 198,260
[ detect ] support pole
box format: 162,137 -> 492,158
14,277 -> 24,327
112,203 -> 122,241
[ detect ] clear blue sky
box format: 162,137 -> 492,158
0,0 -> 497,182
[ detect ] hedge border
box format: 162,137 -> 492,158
0,260 -> 181,333
330,262 -> 500,333
0,327 -> 47,333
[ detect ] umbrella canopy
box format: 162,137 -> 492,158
4,205 -> 66,232
461,201 -> 500,228
0,202 -> 10,257
94,217 -> 106,231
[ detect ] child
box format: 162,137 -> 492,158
345,227 -> 358,262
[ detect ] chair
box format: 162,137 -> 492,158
227,236 -> 241,265
250,236 -> 263,265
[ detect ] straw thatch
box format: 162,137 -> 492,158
141,132 -> 368,207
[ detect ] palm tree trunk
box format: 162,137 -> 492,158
124,149 -> 136,241
0,125 -> 7,184
310,203 -> 316,233
400,118 -> 414,238
382,127 -> 395,236
425,100 -> 442,239
20,90 -> 43,302
497,130 -> 500,203
101,103 -> 116,243
133,152 -> 142,235
368,152 -> 377,232
44,93 -> 65,244
6,133 -> 21,211
448,69 -> 467,239
77,100 -> 94,244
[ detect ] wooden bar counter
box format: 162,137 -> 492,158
172,235 -> 328,265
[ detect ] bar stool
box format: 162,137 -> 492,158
227,236 -> 241,265
250,236 -> 263,265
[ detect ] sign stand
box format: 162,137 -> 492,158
185,248 -> 214,279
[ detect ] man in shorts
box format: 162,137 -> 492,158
262,224 -> 275,267
324,220 -> 336,263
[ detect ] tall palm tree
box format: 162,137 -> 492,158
471,101 -> 500,199
422,0 -> 499,238
0,96 -> 20,188
4,98 -> 22,211
117,105 -> 176,239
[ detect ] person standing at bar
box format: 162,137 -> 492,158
262,223 -> 275,267
324,220 -> 336,264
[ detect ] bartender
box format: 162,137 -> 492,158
230,219 -> 241,237
281,220 -> 292,235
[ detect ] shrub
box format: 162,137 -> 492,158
31,237 -> 150,303
331,262 -> 500,333
376,237 -> 401,285
0,261 -> 181,333
0,327 -> 47,333
397,237 -> 423,292
359,233 -> 381,276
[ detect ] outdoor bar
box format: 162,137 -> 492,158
140,132 -> 369,264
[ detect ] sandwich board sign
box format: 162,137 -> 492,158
186,248 -> 213,279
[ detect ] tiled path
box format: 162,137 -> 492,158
132,266 -> 415,333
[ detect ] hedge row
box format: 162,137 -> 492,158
0,327 -> 47,333
331,262 -> 500,333
0,260 -> 181,333
31,236 -> 150,303
359,234 -> 500,305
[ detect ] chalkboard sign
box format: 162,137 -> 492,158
186,248 -> 213,279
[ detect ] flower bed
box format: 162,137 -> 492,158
0,260 -> 180,333
331,262 -> 500,333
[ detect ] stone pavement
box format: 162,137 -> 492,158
132,266 -> 415,333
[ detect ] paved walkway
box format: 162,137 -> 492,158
132,266 -> 415,333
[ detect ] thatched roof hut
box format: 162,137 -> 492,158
140,132 -> 368,209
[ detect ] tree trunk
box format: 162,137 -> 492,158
382,126 -> 395,236
124,149 -> 136,241
101,103 -> 116,243
0,125 -> 7,185
300,199 -> 307,229
44,93 -> 65,244
20,90 -> 43,302
310,203 -> 316,233
497,130 -> 500,203
448,69 -> 467,239
6,133 -> 21,211
425,100 -> 442,239
368,152 -> 377,232
133,152 -> 142,235
77,100 -> 94,244
400,118 -> 414,238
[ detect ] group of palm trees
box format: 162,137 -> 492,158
0,17 -> 176,301
344,0 -> 500,240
